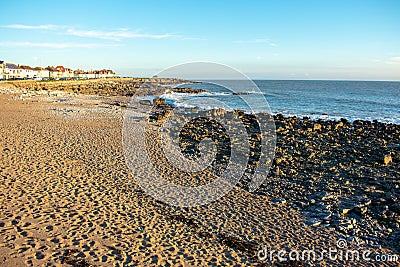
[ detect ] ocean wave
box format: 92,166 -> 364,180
142,80 -> 400,125
273,110 -> 400,124
156,98 -> 400,124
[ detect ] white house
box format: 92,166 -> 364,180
6,63 -> 24,79
94,69 -> 116,78
74,69 -> 87,79
33,67 -> 50,80
0,60 -> 7,80
45,67 -> 60,80
41,69 -> 50,79
66,68 -> 74,79
51,70 -> 61,79
56,66 -> 74,79
86,72 -> 96,79
1,60 -> 118,80
20,66 -> 35,79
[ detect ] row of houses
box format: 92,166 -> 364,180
0,60 -> 118,80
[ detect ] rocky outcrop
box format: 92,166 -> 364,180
144,104 -> 400,254
170,87 -> 206,94
2,78 -> 188,97
262,115 -> 400,252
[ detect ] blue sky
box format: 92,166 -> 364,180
1,0 -> 400,80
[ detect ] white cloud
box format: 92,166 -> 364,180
2,24 -> 178,41
233,38 -> 278,46
66,29 -> 174,40
2,24 -> 62,30
0,42 -> 121,49
385,56 -> 400,64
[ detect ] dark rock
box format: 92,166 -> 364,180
139,99 -> 152,106
304,218 -> 322,226
171,87 -> 206,94
271,198 -> 287,205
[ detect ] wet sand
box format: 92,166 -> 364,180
0,85 -> 398,266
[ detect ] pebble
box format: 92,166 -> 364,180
305,218 -> 322,227
383,154 -> 392,165
271,198 -> 287,205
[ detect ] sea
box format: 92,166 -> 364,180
158,80 -> 400,124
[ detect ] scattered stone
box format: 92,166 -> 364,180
334,121 -> 344,130
35,252 -> 45,260
313,123 -> 322,131
271,198 -> 287,205
354,206 -> 368,216
384,154 -> 392,165
305,218 -> 322,227
340,208 -> 351,215
309,191 -> 329,201
139,99 -> 152,106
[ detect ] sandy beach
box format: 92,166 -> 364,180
0,80 -> 399,266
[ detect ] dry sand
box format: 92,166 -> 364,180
0,86 -> 398,266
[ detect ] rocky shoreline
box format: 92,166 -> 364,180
168,87 -> 206,94
0,78 -> 190,97
265,115 -> 399,253
0,83 -> 398,265
146,98 -> 400,255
